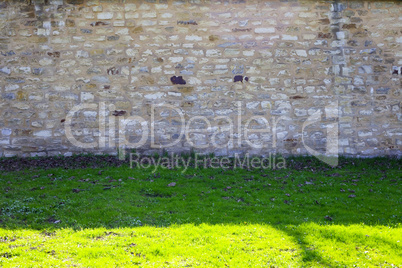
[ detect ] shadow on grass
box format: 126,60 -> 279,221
279,226 -> 335,267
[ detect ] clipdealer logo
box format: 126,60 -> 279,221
64,101 -> 339,167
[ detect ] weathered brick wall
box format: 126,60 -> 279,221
0,0 -> 401,157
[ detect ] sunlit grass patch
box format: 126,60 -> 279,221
0,224 -> 300,267
1,223 -> 400,267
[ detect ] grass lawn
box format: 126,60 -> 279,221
0,155 -> 401,267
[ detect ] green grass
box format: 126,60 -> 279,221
0,156 -> 401,267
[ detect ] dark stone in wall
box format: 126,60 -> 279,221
112,110 -> 127,116
234,75 -> 243,82
233,75 -> 248,83
47,51 -> 60,57
170,76 -> 186,85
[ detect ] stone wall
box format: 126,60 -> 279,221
0,0 -> 401,158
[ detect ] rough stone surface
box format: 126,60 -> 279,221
0,0 -> 401,157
